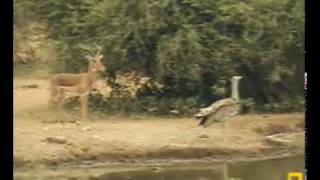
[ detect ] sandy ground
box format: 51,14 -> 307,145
13,78 -> 305,169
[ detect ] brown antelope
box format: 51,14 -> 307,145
48,47 -> 106,121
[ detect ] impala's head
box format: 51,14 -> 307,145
86,46 -> 106,72
87,55 -> 106,72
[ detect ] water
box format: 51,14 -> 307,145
228,155 -> 304,180
14,155 -> 304,180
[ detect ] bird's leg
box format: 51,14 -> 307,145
223,121 -> 230,143
224,121 -> 229,130
199,117 -> 208,127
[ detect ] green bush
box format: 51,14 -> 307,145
256,97 -> 305,113
21,0 -> 304,114
64,93 -> 199,116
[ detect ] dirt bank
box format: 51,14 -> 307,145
14,79 -> 305,170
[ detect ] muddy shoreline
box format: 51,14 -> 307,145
14,149 -> 304,180
15,141 -> 304,171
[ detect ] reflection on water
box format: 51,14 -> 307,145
228,155 -> 304,180
15,155 -> 304,180
98,156 -> 304,180
98,165 -> 228,180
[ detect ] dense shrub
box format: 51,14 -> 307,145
65,94 -> 198,116
17,0 -> 305,114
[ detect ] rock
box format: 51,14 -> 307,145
82,126 -> 91,131
79,146 -> 90,152
148,108 -> 157,112
92,135 -> 102,141
42,127 -> 49,131
199,135 -> 209,139
265,132 -> 304,148
75,121 -> 81,126
43,136 -> 68,144
150,167 -> 161,172
20,84 -> 39,89
169,109 -> 180,115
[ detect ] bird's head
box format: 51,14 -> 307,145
195,106 -> 212,120
232,76 -> 243,81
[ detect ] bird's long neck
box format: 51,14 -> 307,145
231,77 -> 241,101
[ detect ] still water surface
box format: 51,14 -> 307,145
15,155 -> 304,180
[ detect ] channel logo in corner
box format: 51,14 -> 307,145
304,72 -> 307,90
287,172 -> 304,180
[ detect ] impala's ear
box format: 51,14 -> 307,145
85,55 -> 93,61
99,55 -> 104,59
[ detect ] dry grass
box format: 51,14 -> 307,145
14,63 -> 53,79
254,121 -> 304,136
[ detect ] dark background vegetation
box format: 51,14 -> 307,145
14,0 -> 305,115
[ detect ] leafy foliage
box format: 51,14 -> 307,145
19,0 -> 305,114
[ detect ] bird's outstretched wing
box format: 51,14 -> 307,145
213,102 -> 240,121
197,98 -> 240,127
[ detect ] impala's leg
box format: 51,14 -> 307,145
223,120 -> 230,143
57,88 -> 65,108
48,86 -> 59,107
79,95 -> 89,121
48,78 -> 61,107
48,84 -> 55,106
48,92 -> 55,106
